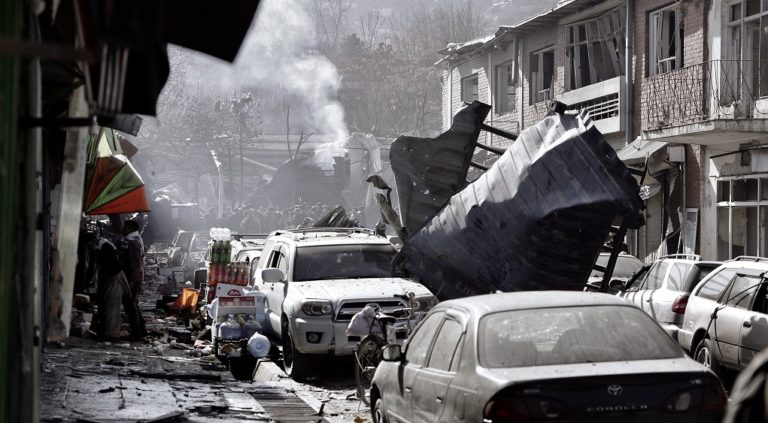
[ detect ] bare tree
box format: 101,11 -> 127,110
312,0 -> 354,52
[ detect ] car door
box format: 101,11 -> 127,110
263,245 -> 289,334
653,262 -> 693,324
713,272 -> 760,368
622,265 -> 650,307
641,261 -> 668,320
387,312 -> 444,423
740,279 -> 768,367
411,314 -> 466,423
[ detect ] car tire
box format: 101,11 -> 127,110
373,398 -> 388,423
694,338 -> 723,375
229,357 -> 257,381
282,321 -> 312,381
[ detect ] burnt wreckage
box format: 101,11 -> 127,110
375,101 -> 644,300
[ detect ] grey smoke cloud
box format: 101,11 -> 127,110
180,0 -> 349,158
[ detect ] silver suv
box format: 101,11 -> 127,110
621,254 -> 721,341
252,228 -> 436,380
679,257 -> 768,374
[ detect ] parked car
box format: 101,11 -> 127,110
167,230 -> 210,282
252,227 -> 437,380
679,257 -> 768,374
370,291 -> 726,423
621,254 -> 721,341
584,252 -> 643,293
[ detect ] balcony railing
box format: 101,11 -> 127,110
642,60 -> 768,132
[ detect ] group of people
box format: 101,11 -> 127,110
203,203 -> 367,234
77,219 -> 147,341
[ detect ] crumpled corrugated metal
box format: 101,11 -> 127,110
397,106 -> 643,300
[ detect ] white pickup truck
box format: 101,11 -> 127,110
251,228 -> 437,380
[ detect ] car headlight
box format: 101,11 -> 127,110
411,295 -> 438,313
301,300 -> 334,317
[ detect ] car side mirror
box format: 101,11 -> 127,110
382,344 -> 402,362
609,279 -> 624,290
262,268 -> 286,283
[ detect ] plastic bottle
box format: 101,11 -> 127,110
247,332 -> 271,358
219,314 -> 242,340
241,315 -> 261,339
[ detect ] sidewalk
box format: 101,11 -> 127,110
41,336 -> 329,422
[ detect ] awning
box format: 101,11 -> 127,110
83,128 -> 150,215
617,140 -> 667,164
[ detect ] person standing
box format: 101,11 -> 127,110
91,236 -> 146,341
118,219 -> 145,300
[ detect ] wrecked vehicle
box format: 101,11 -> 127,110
379,101 -> 644,300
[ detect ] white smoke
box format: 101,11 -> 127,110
181,0 -> 349,167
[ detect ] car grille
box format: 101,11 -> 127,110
335,300 -> 406,322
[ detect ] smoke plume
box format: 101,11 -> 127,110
182,0 -> 349,166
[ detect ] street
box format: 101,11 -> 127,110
7,0 -> 768,422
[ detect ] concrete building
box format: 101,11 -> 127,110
439,0 -> 768,262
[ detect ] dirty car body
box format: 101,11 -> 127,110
370,291 -> 726,423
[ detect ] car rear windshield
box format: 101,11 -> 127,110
591,256 -> 642,279
479,305 -> 682,368
665,263 -> 694,291
293,244 -> 395,281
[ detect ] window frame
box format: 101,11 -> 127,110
461,74 -> 480,103
529,47 -> 555,105
716,175 -> 768,259
726,0 -> 768,99
565,6 -> 626,90
495,60 -> 517,114
649,3 -> 682,77
695,268 -> 739,302
404,312 -> 445,367
425,317 -> 465,372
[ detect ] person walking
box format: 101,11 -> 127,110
118,219 -> 145,300
91,236 -> 146,341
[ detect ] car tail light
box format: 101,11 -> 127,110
700,384 -> 728,412
671,295 -> 689,314
662,384 -> 727,413
484,396 -> 573,422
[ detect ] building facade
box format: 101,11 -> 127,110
440,0 -> 768,262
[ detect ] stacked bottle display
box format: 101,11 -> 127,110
208,261 -> 250,287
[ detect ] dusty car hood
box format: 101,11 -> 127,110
290,278 -> 431,302
476,357 -> 708,387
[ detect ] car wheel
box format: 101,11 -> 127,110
373,398 -> 388,423
282,321 -> 312,381
694,338 -> 723,374
229,357 -> 257,381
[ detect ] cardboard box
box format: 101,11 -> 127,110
215,283 -> 246,298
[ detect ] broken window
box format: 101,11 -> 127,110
495,60 -> 516,114
530,48 -> 554,104
727,0 -> 768,101
649,5 -> 681,76
461,74 -> 479,103
566,6 -> 626,90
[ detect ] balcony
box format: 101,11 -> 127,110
558,76 -> 624,135
641,60 -> 768,145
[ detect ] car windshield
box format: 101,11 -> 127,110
479,305 -> 682,368
191,234 -> 210,252
293,244 -> 396,281
591,255 -> 643,279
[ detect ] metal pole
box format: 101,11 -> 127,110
625,0 -> 635,146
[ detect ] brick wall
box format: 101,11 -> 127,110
442,47 -> 521,147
